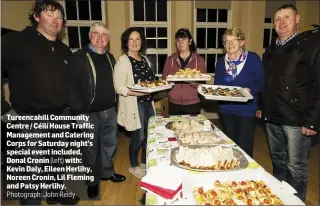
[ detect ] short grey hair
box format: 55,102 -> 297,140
222,27 -> 245,44
89,22 -> 110,36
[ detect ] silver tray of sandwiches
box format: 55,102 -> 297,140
175,130 -> 228,145
170,145 -> 249,172
165,119 -> 214,132
165,119 -> 227,145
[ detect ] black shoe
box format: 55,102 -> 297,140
47,195 -> 80,205
87,184 -> 99,199
47,197 -> 59,205
59,195 -> 80,205
101,173 -> 126,182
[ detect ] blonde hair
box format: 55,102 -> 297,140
222,27 -> 245,44
89,22 -> 110,36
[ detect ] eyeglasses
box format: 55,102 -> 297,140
223,38 -> 241,45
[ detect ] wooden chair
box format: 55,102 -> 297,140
154,91 -> 169,118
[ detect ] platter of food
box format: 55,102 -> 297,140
128,80 -> 174,93
182,170 -> 305,205
198,84 -> 253,102
166,68 -> 211,81
175,131 -> 227,145
193,180 -> 284,205
170,145 -> 248,172
165,119 -> 213,132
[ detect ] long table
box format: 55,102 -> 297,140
145,114 -> 263,205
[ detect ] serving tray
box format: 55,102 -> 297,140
170,145 -> 249,172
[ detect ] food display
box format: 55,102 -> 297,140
174,146 -> 240,170
136,80 -> 169,88
202,87 -> 245,97
176,131 -> 222,145
129,80 -> 173,93
144,115 -> 304,205
166,68 -> 211,81
193,180 -> 284,205
166,119 -> 212,132
198,85 -> 253,102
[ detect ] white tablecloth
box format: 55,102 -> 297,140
144,114 -> 263,205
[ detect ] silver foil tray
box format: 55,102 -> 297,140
170,145 -> 249,172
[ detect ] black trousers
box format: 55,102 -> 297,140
219,113 -> 256,158
169,102 -> 201,116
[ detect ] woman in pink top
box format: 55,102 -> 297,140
162,28 -> 206,115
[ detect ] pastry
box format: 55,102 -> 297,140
202,87 -> 245,97
136,80 -> 168,88
167,68 -> 211,80
193,180 -> 284,205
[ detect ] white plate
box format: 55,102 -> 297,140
128,84 -> 174,93
198,84 -> 253,102
166,77 -> 211,82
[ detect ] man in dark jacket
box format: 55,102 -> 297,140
258,4 -> 320,202
68,22 -> 126,199
1,80 -> 11,168
1,0 -> 79,205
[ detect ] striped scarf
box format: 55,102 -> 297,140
225,49 -> 248,82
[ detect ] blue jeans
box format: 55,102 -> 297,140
129,102 -> 155,167
80,107 -> 117,185
266,122 -> 311,202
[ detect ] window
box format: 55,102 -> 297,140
194,7 -> 231,74
263,17 -> 277,49
61,0 -> 106,51
130,0 -> 171,76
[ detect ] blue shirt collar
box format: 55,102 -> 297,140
88,44 -> 106,54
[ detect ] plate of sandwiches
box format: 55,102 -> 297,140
128,80 -> 174,93
166,68 -> 212,81
170,145 -> 248,172
175,131 -> 227,145
165,119 -> 213,132
198,84 -> 253,102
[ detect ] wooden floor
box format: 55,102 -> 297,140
2,120 -> 319,205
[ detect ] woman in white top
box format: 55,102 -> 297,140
114,27 -> 156,178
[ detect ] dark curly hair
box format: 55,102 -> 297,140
175,28 -> 197,52
29,0 -> 66,26
121,27 -> 147,54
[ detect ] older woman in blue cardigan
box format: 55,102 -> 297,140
214,28 -> 264,158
